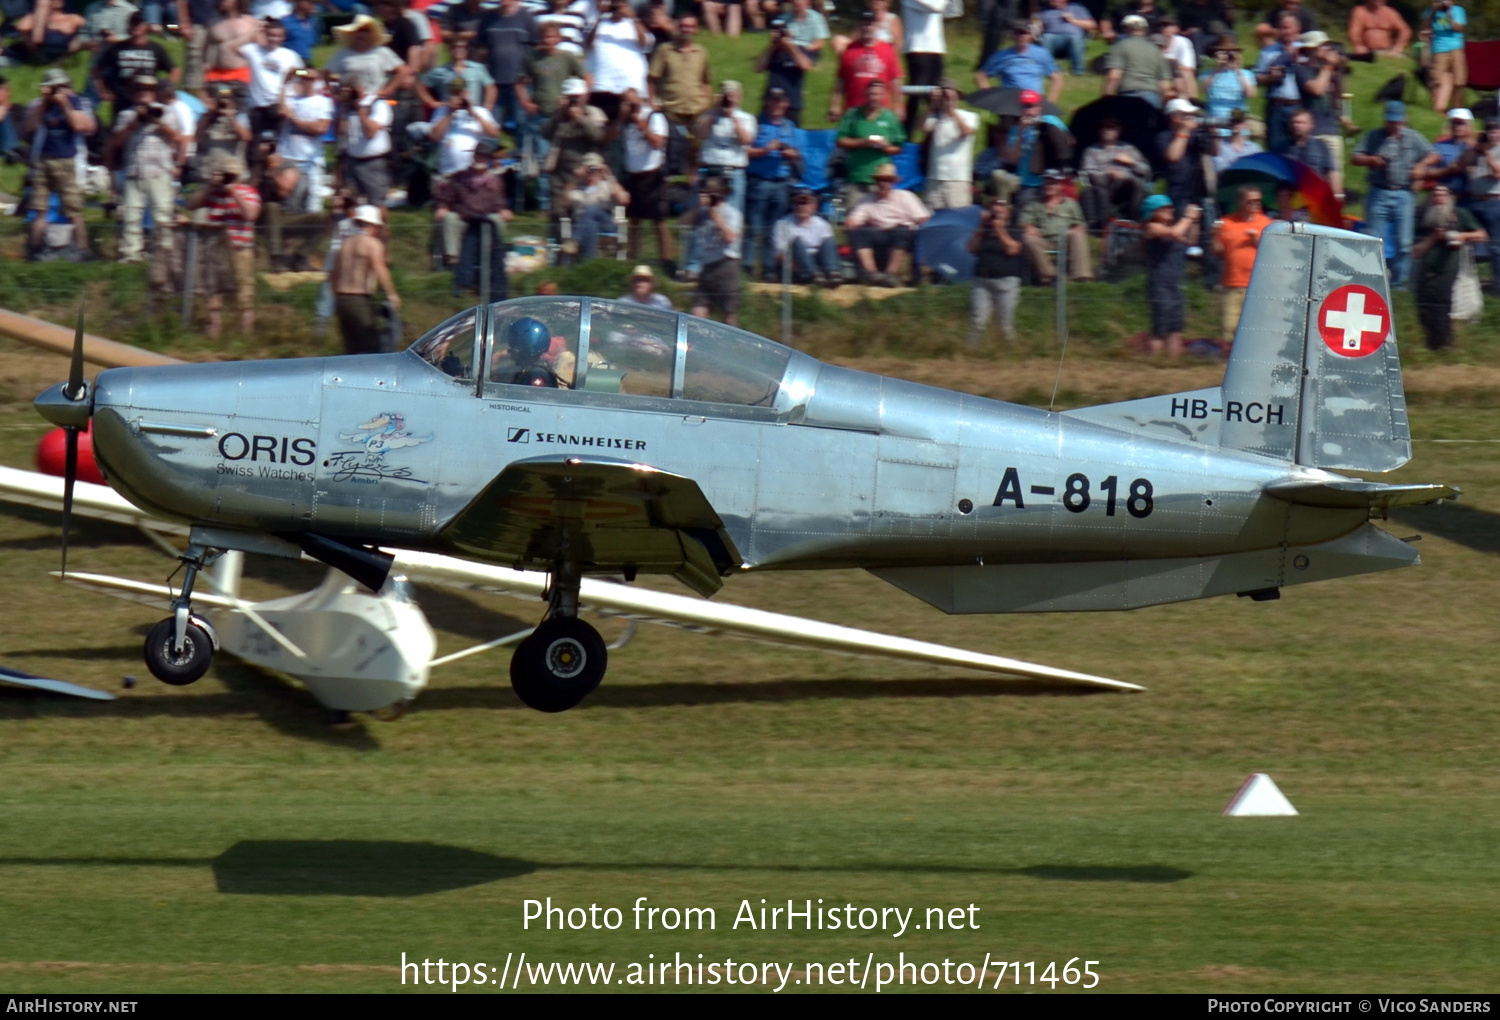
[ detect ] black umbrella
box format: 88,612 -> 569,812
964,87 -> 1065,120
1068,94 -> 1168,174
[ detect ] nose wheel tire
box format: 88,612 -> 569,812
510,617 -> 607,713
144,618 -> 215,686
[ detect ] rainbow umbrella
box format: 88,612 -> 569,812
1217,152 -> 1343,227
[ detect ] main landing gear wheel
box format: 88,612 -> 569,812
144,617 -> 215,686
510,617 -> 607,713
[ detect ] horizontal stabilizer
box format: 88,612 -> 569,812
0,664 -> 115,701
1265,479 -> 1459,509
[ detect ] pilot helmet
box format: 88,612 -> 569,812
505,316 -> 552,363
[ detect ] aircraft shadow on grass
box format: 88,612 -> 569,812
0,841 -> 1192,896
1391,502 -> 1500,557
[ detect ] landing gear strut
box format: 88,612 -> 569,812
143,545 -> 220,686
510,562 -> 606,713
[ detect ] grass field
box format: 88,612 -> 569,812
1,331 -> 1499,992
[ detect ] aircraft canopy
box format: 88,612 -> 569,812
409,297 -> 793,410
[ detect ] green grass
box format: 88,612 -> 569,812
1,382 -> 1499,991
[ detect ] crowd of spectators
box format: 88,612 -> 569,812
0,0 -> 1494,356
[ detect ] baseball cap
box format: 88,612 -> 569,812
1140,194 -> 1173,218
133,74 -> 158,88
766,86 -> 788,100
1166,97 -> 1197,115
353,204 -> 383,226
1384,100 -> 1407,122
873,161 -> 899,179
1297,29 -> 1329,48
560,77 -> 588,97
1012,19 -> 1032,35
1018,89 -> 1042,106
580,152 -> 606,168
1448,108 -> 1474,121
720,79 -> 743,95
1121,13 -> 1147,29
40,69 -> 71,88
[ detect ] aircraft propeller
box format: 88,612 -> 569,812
33,306 -> 92,577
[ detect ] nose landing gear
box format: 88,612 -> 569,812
143,545 -> 220,686
509,562 -> 607,713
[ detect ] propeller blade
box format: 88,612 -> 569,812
60,425 -> 77,578
65,304 -> 86,401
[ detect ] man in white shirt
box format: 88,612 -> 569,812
270,68 -> 330,204
341,78 -> 394,206
902,0 -> 948,136
240,18 -> 302,175
426,78 -> 501,176
586,0 -> 650,119
922,80 -> 977,209
772,188 -> 840,285
611,87 -> 670,261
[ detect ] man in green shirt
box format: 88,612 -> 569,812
836,78 -> 905,204
1102,14 -> 1170,108
1019,169 -> 1093,282
1412,183 -> 1486,350
519,23 -> 587,211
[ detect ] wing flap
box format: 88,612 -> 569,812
439,456 -> 742,596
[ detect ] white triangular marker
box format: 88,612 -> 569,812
1222,773 -> 1298,816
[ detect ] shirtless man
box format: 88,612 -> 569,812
330,204 -> 402,354
205,0 -> 259,100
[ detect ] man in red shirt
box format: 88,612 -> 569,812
1211,184 -> 1273,343
829,11 -> 902,123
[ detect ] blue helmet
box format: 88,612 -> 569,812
505,316 -> 551,363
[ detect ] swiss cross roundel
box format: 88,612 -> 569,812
1316,284 -> 1390,358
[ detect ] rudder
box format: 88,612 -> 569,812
1219,223 -> 1411,472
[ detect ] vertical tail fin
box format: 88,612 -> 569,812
1219,223 -> 1411,472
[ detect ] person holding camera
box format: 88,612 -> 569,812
586,0 -> 649,121
1253,14 -> 1303,153
922,81 -> 977,210
563,152 -> 628,260
1212,110 -> 1262,174
1140,193 -> 1200,359
611,86 -> 672,262
755,14 -> 815,126
263,68 -> 329,269
24,69 -> 97,259
1157,97 -> 1217,214
427,76 -> 501,177
187,154 -> 261,336
110,74 -> 185,263
1412,183 -> 1485,350
541,76 -> 607,215
689,174 -> 744,324
425,36 -> 499,113
966,194 -> 1023,346
1211,185 -> 1272,344
694,80 -> 756,216
1200,39 -> 1255,126
195,83 -> 251,182
340,75 -> 394,205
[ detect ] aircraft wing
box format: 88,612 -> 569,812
0,465 -> 1136,692
440,456 -> 742,598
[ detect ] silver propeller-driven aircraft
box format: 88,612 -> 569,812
30,223 -> 1455,712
